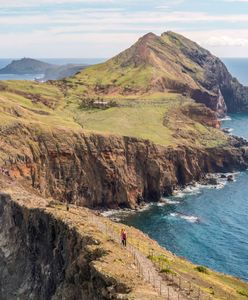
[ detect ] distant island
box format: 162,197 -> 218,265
0,57 -> 88,80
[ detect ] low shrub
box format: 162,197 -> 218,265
237,289 -> 248,298
195,266 -> 209,274
160,268 -> 176,275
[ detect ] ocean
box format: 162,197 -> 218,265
223,58 -> 248,86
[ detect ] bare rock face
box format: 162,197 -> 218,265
180,103 -> 221,128
0,193 -> 134,300
0,194 -> 95,299
2,125 -> 248,209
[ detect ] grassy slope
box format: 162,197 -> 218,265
0,80 -> 227,148
0,81 -> 80,129
63,31 -> 210,102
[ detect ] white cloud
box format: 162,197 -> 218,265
205,36 -> 248,46
1,2 -> 248,57
0,30 -> 140,57
178,29 -> 248,57
1,10 -> 248,27
0,0 -> 114,7
181,29 -> 248,46
224,0 -> 248,2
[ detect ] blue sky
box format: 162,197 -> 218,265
1,0 -> 248,58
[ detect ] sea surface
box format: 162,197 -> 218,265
223,58 -> 248,86
0,58 -> 106,81
119,114 -> 248,282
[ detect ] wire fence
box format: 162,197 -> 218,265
90,214 -> 217,300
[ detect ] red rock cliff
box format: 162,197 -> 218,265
1,124 -> 248,208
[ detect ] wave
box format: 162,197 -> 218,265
169,212 -> 199,223
220,116 -> 232,121
173,185 -> 201,198
163,199 -> 180,205
101,209 -> 121,217
157,199 -> 180,206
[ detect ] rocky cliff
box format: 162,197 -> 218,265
1,180 -> 247,300
1,124 -> 248,209
0,180 -> 163,300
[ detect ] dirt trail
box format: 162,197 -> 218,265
91,214 -> 188,300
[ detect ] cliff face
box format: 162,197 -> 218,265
2,124 -> 248,209
1,184 -> 248,300
0,189 -> 159,300
191,51 -> 248,113
0,194 -> 93,299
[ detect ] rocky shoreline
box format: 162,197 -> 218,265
99,170 -> 240,220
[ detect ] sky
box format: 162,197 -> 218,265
1,0 -> 248,58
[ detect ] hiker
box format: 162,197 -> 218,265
121,228 -> 127,247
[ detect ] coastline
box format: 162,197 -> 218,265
103,169 -> 248,283
99,170 -> 240,220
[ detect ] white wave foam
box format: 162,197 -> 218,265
169,212 -> 199,223
180,215 -> 199,223
173,185 -> 201,198
165,199 -> 180,205
184,186 -> 201,195
220,116 -> 232,121
157,199 -> 180,206
170,213 -> 178,217
101,210 -> 120,217
173,191 -> 185,198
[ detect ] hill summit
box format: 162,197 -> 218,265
69,31 -> 248,116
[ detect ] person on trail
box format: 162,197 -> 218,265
121,228 -> 127,247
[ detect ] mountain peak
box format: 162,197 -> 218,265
73,30 -> 248,118
110,32 -> 161,68
138,32 -> 157,41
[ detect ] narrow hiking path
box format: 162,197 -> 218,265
90,214 -> 189,300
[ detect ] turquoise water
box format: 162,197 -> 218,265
121,115 -> 248,282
